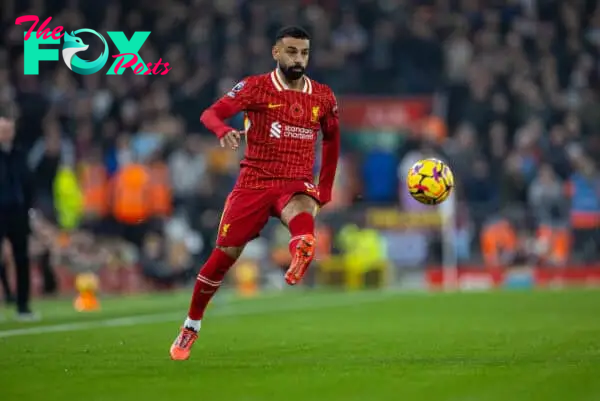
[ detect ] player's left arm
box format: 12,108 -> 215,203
317,91 -> 341,207
200,78 -> 258,148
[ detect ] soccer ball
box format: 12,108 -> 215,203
407,158 -> 454,205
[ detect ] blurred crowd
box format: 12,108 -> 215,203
1,0 -> 600,291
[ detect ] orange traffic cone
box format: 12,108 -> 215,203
74,273 -> 100,312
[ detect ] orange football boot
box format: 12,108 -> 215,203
284,234 -> 316,285
170,327 -> 199,360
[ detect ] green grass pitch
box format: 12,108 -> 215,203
0,288 -> 599,401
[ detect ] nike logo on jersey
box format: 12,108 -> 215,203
268,103 -> 283,109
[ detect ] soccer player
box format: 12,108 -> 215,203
169,26 -> 340,360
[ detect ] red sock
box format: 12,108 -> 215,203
288,212 -> 315,254
187,248 -> 236,320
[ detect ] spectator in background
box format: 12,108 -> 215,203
111,155 -> 154,248
444,17 -> 473,86
0,103 -> 36,319
568,155 -> 600,262
74,121 -> 96,161
485,121 -> 509,179
79,146 -> 110,229
147,150 -> 173,221
104,134 -> 133,177
26,120 -> 73,297
140,229 -> 196,287
331,10 -> 368,92
168,134 -> 207,208
528,164 -> 570,265
446,122 -> 480,182
501,154 -> 529,208
544,124 -> 572,180
28,120 -> 75,222
460,64 -> 493,134
463,159 -> 497,210
462,157 -> 498,239
139,233 -> 171,285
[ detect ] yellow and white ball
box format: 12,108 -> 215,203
407,158 -> 454,205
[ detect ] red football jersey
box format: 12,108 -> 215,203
204,69 -> 339,190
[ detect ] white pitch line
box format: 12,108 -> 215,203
0,292 -> 394,339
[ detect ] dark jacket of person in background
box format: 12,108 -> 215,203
0,141 -> 35,315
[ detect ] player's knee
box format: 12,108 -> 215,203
216,245 -> 245,260
283,194 -> 317,216
297,198 -> 317,213
281,195 -> 317,223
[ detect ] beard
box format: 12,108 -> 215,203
279,64 -> 305,81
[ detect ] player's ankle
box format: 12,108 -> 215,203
184,317 -> 201,332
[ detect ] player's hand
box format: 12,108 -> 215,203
220,130 -> 242,150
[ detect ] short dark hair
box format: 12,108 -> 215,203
275,26 -> 311,43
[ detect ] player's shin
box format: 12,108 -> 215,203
285,212 -> 316,285
185,248 -> 237,329
171,245 -> 239,360
288,212 -> 315,253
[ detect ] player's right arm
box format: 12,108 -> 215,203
317,89 -> 341,207
200,77 -> 258,150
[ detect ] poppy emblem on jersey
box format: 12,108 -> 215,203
311,106 -> 320,123
290,103 -> 304,118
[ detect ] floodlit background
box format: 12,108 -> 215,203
1,1 -> 600,400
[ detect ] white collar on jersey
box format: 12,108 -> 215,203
271,69 -> 313,94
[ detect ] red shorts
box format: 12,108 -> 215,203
216,181 -> 320,247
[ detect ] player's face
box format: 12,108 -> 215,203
0,117 -> 15,144
273,37 -> 310,81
